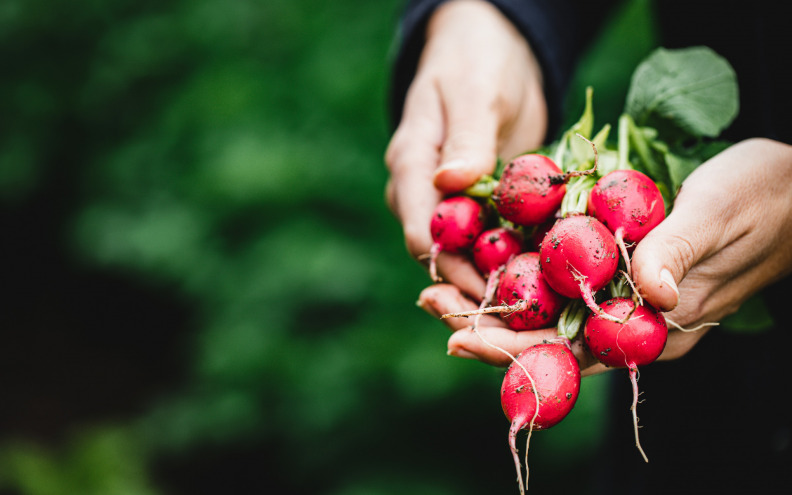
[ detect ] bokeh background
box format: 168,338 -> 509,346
0,0 -> 658,493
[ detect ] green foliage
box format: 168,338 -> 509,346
625,46 -> 739,139
0,427 -> 159,495
720,293 -> 775,333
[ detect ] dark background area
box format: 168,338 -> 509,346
0,1 -> 658,493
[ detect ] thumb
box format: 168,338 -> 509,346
631,205 -> 717,312
433,105 -> 499,193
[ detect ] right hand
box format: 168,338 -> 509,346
385,0 -> 549,298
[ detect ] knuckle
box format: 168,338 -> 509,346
384,129 -> 406,173
666,232 -> 700,274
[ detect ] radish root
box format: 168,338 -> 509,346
615,228 -> 632,279
562,133 -> 600,181
665,318 -> 719,333
428,243 -> 442,282
441,299 -> 530,319
629,365 -> 649,463
570,265 -> 635,324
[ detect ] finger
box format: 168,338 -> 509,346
432,84 -> 500,193
433,253 -> 487,301
450,326 -> 609,377
447,325 -> 558,367
385,81 -> 444,259
417,283 -> 504,328
631,197 -> 721,312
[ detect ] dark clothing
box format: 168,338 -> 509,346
389,1 -> 792,494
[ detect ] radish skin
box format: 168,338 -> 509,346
428,196 -> 485,282
472,227 -> 523,309
473,227 -> 523,277
495,253 -> 565,331
538,216 -> 620,320
493,154 -> 566,227
587,170 -> 665,276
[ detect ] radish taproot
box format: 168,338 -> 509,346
587,169 -> 665,276
428,196 -> 486,282
584,297 -> 668,462
538,215 -> 620,320
501,340 -> 581,495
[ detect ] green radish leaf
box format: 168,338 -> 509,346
626,120 -> 671,189
493,157 -> 506,179
568,87 -> 595,167
464,174 -> 498,197
664,152 -> 700,192
665,140 -> 731,191
595,148 -> 620,176
625,46 -> 739,138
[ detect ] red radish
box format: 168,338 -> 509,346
472,227 -> 524,316
441,252 -> 564,331
584,298 -> 668,462
428,196 -> 485,282
587,169 -> 665,275
494,137 -> 598,228
501,340 -> 581,495
494,253 -> 565,331
527,217 -> 557,252
493,154 -> 567,227
538,215 -> 619,319
473,227 -> 523,276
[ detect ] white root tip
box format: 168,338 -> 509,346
629,366 -> 649,463
665,318 -> 719,333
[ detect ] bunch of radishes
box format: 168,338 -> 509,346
420,47 -> 743,494
426,94 -> 676,495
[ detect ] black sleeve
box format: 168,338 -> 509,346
388,0 -> 623,138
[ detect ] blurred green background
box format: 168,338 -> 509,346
0,0 -> 656,493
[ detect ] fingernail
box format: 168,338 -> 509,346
436,158 -> 467,172
415,298 -> 440,318
447,347 -> 479,360
659,268 -> 680,299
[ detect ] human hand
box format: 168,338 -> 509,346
419,138 -> 792,376
631,137 -> 792,359
385,0 -> 548,298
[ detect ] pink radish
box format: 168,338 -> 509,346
473,227 -> 523,276
587,169 -> 665,275
493,154 -> 567,227
527,217 -> 557,252
428,196 -> 485,282
501,340 -> 580,495
538,215 -> 619,319
584,298 -> 668,462
494,136 -> 598,228
472,227 -> 524,314
494,253 -> 565,331
441,252 -> 564,331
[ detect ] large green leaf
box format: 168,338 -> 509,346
625,46 -> 739,137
